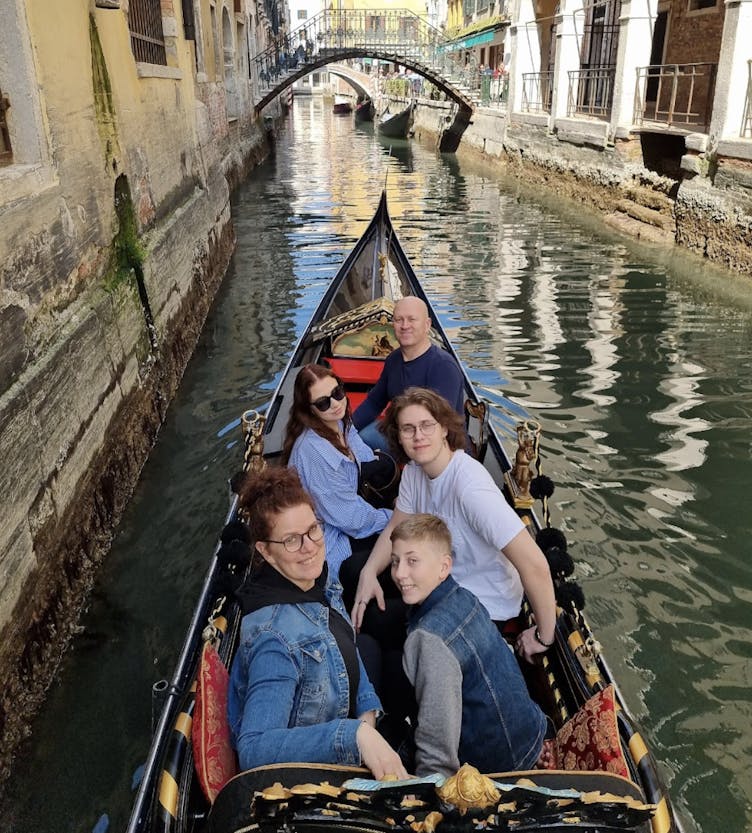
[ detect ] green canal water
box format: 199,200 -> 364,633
3,97 -> 752,832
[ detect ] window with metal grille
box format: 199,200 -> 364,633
129,0 -> 167,65
0,89 -> 11,165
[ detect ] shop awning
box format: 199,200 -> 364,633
441,17 -> 508,52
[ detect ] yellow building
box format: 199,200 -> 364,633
0,0 -> 283,780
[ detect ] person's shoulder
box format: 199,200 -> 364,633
383,347 -> 403,367
429,344 -> 461,371
293,429 -> 341,465
454,450 -> 492,477
242,606 -> 284,639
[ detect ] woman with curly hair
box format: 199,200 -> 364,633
228,466 -> 407,778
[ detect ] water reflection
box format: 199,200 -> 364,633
4,96 -> 752,833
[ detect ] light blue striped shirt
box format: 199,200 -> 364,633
289,424 -> 392,580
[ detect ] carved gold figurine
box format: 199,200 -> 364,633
436,764 -> 501,813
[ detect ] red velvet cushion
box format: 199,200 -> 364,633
554,685 -> 630,778
192,641 -> 237,803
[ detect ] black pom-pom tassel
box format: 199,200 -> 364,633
217,540 -> 251,570
556,581 -> 585,611
545,546 -> 574,578
536,527 -> 567,553
221,519 -> 251,545
213,571 -> 244,598
530,475 -> 555,500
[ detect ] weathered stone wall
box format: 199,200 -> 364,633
412,100 -> 752,274
0,2 -> 275,782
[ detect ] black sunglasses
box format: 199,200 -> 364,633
311,383 -> 347,412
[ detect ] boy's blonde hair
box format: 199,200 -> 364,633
391,514 -> 452,554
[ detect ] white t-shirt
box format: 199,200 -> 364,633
396,450 -> 525,621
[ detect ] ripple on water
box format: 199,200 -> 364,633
4,98 -> 752,833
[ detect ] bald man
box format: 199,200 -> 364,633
353,296 -> 465,449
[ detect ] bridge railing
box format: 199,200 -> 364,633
254,8 -> 479,102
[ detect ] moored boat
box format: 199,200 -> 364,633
333,94 -> 353,114
377,103 -> 413,138
126,192 -> 682,833
354,97 -> 375,123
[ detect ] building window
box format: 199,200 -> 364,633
687,0 -> 717,9
0,89 -> 11,166
128,0 -> 167,65
297,9 -> 307,19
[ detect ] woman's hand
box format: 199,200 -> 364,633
515,625 -> 550,664
356,722 -> 408,780
351,568 -> 385,631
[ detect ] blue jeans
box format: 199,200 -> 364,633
357,420 -> 386,451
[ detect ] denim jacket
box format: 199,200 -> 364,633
404,576 -> 546,775
228,578 -> 382,772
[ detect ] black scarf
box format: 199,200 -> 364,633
235,561 -> 360,716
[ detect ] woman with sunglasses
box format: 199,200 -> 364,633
228,466 -> 408,778
282,364 -> 393,582
351,387 -> 557,666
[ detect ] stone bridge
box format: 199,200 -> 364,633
253,9 -> 478,149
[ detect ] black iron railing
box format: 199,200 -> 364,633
568,66 -> 615,119
634,63 -> 716,130
253,8 -> 480,100
128,0 -> 167,66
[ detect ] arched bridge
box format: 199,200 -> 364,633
253,9 -> 478,118
326,64 -> 372,102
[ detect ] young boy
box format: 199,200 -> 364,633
390,514 -> 549,777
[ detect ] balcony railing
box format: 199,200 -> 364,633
521,71 -> 553,114
742,59 -> 752,138
568,66 -> 615,119
634,63 -> 716,131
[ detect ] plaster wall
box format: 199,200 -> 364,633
0,0 -> 271,782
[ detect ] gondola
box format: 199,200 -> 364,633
377,103 -> 413,138
354,97 -> 375,123
126,192 -> 682,833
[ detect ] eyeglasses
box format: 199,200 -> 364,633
261,521 -> 324,553
311,383 -> 346,412
398,420 -> 439,438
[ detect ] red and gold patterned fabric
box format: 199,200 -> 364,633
555,684 -> 630,778
192,641 -> 237,803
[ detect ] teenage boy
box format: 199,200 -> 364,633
390,514 -> 550,777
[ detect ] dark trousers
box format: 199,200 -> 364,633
340,539 -> 416,724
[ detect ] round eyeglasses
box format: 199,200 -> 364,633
398,420 -> 439,438
311,383 -> 346,412
261,521 -> 324,553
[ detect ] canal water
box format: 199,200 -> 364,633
4,97 -> 752,833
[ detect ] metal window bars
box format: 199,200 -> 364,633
128,0 -> 167,66
634,63 -> 717,130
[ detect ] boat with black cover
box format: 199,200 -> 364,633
354,97 -> 375,123
126,192 -> 683,833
